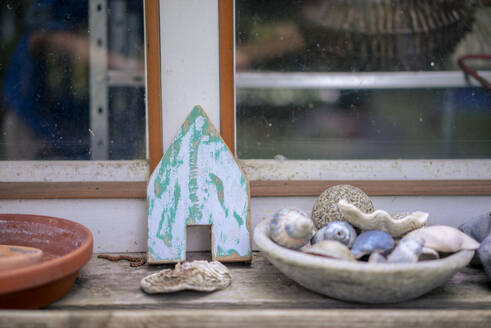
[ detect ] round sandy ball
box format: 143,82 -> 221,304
311,184 -> 374,229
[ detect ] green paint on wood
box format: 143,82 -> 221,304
209,173 -> 228,216
217,245 -> 240,258
148,106 -> 251,263
157,183 -> 181,247
233,211 -> 244,228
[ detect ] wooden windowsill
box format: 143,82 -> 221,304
2,252 -> 490,327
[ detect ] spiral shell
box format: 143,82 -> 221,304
312,185 -> 374,230
311,220 -> 357,248
269,207 -> 314,249
351,230 -> 395,259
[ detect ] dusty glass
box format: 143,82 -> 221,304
0,0 -> 145,160
236,0 -> 491,159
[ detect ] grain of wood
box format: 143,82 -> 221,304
48,253 -> 491,310
2,180 -> 490,199
145,0 -> 164,172
1,309 -> 491,328
250,180 -> 491,196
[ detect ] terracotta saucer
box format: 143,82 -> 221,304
0,214 -> 93,309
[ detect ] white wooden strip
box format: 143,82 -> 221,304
160,0 -> 220,153
240,159 -> 491,181
1,196 -> 490,253
0,161 -> 149,182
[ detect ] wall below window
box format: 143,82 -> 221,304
1,196 -> 489,253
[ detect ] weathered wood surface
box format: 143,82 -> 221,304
49,252 -> 491,310
2,309 -> 491,328
1,252 -> 491,327
147,106 -> 251,263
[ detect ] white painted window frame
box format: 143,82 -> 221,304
1,0 -> 490,254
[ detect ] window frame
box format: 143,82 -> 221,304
1,0 -> 490,200
0,0 -> 162,200
224,0 -> 491,196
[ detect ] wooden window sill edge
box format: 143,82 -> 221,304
0,179 -> 490,199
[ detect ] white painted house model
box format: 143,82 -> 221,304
147,106 -> 252,264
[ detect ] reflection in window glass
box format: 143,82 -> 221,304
236,0 -> 491,160
0,0 -> 145,160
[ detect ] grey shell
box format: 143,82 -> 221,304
311,220 -> 357,248
311,184 -> 374,230
269,207 -> 314,249
351,230 -> 395,259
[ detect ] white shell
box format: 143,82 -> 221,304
269,207 -> 314,249
386,238 -> 424,263
337,199 -> 429,237
303,240 -> 356,261
420,247 -> 440,261
140,261 -> 232,294
368,252 -> 387,263
404,225 -> 480,253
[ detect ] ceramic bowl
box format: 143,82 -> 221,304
254,219 -> 474,304
0,214 -> 93,309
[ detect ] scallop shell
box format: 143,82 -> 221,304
303,240 -> 356,261
311,185 -> 374,229
311,220 -> 357,248
351,230 -> 395,259
269,207 -> 314,249
386,238 -> 424,263
404,225 -> 480,253
140,261 -> 232,294
337,199 -> 428,237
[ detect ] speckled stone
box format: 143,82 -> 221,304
311,185 -> 374,229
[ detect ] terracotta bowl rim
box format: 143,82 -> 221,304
0,213 -> 93,295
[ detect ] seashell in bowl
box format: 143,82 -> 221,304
337,199 -> 428,237
254,219 -> 475,304
351,230 -> 395,259
140,260 -> 232,294
311,221 -> 357,248
420,247 -> 440,261
311,185 -> 374,230
386,238 -> 424,264
404,225 -> 480,253
269,207 -> 314,249
303,240 -> 356,261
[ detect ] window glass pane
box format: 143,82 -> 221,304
236,0 -> 491,160
0,0 -> 145,160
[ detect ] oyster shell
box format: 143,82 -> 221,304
311,220 -> 357,248
140,261 -> 232,294
303,240 -> 356,261
270,207 -> 314,249
311,185 -> 374,230
337,199 -> 428,237
404,225 -> 480,253
386,238 -> 424,263
351,230 -> 395,259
